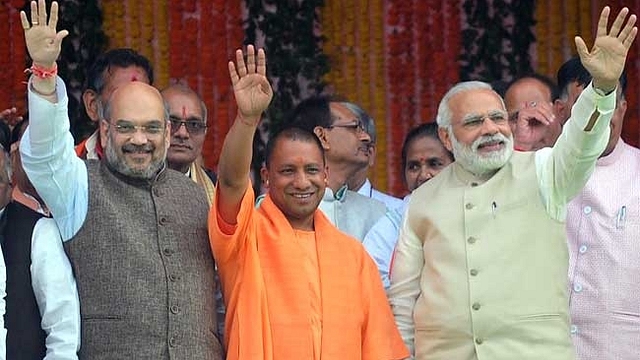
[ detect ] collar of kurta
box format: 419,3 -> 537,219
323,185 -> 348,202
596,138 -> 625,167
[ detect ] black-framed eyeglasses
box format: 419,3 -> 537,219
104,119 -> 166,135
327,120 -> 366,133
169,117 -> 207,135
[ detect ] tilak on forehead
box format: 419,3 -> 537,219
182,106 -> 187,119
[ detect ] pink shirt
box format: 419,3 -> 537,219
566,140 -> 640,360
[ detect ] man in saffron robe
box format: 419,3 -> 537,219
209,45 -> 409,360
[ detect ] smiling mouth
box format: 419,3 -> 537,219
291,193 -> 313,199
477,140 -> 504,151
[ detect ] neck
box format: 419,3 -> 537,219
326,161 -> 358,192
168,160 -> 190,174
347,168 -> 368,191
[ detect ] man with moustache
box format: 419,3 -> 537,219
18,1 -> 223,358
162,83 -> 216,203
388,6 -> 637,360
288,96 -> 387,241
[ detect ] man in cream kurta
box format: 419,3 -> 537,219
388,7 -> 637,360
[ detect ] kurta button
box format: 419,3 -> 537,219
579,245 -> 587,254
574,284 -> 582,292
472,302 -> 481,311
583,206 -> 592,214
475,338 -> 483,345
465,203 -> 474,210
570,325 -> 578,334
170,305 -> 180,314
169,336 -> 177,347
470,269 -> 478,276
467,237 -> 477,244
163,248 -> 173,256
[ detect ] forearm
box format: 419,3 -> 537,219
218,115 -> 258,189
21,76 -> 88,239
388,223 -> 424,356
537,82 -> 614,219
31,219 -> 81,359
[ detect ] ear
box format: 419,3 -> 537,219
438,127 -> 453,152
313,126 -> 330,150
260,166 -> 269,188
618,98 -> 628,116
99,119 -> 109,149
82,90 -> 100,122
368,145 -> 376,167
164,121 -> 171,148
553,99 -> 568,125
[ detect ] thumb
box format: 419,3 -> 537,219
55,30 -> 69,43
574,36 -> 589,59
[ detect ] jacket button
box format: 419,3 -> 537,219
170,305 -> 181,314
475,338 -> 483,345
472,302 -> 481,311
163,248 -> 174,257
467,237 -> 477,244
465,203 -> 474,210
169,336 -> 178,347
470,269 -> 478,276
159,217 -> 168,225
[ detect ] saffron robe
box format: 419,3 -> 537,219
209,185 -> 409,360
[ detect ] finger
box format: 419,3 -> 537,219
55,30 -> 69,44
574,36 -> 589,59
38,0 -> 47,27
49,1 -> 59,30
622,27 -> 638,48
246,45 -> 256,74
235,49 -> 247,77
595,6 -> 610,38
257,48 -> 267,76
228,61 -> 239,87
609,7 -> 629,37
619,13 -> 638,43
20,11 -> 30,30
30,1 -> 38,25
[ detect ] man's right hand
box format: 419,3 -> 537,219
512,100 -> 558,150
20,0 -> 68,68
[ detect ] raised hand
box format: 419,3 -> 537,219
228,45 -> 273,126
20,0 -> 69,68
511,101 -> 559,150
575,7 -> 637,93
0,107 -> 24,129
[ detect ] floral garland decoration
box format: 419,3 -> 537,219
460,0 -> 535,82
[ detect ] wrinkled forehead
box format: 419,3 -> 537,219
451,89 -> 505,121
101,66 -> 151,100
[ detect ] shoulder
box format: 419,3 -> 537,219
372,188 -> 403,209
343,190 -> 387,214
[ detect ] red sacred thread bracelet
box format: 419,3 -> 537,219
24,63 -> 58,79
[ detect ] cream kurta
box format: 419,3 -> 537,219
389,83 -> 615,360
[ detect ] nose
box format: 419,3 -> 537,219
129,129 -> 149,145
417,166 -> 433,182
173,122 -> 190,138
480,116 -> 500,135
292,170 -> 312,189
358,129 -> 372,143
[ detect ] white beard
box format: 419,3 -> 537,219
450,130 -> 514,176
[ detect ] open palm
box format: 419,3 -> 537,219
20,0 -> 68,67
228,45 -> 273,124
575,7 -> 637,92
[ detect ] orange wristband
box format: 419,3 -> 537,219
25,63 -> 58,79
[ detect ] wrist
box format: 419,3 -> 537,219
592,81 -> 616,95
236,112 -> 260,127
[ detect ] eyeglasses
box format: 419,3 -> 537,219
327,120 -> 366,133
169,117 -> 207,135
104,120 -> 166,135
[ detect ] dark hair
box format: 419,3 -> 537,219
10,118 -> 29,146
506,73 -> 560,101
265,126 -> 325,168
0,121 -> 11,153
286,95 -> 342,133
557,56 -> 627,99
85,48 -> 154,95
400,122 -> 452,182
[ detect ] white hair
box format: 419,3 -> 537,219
436,81 -> 494,127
